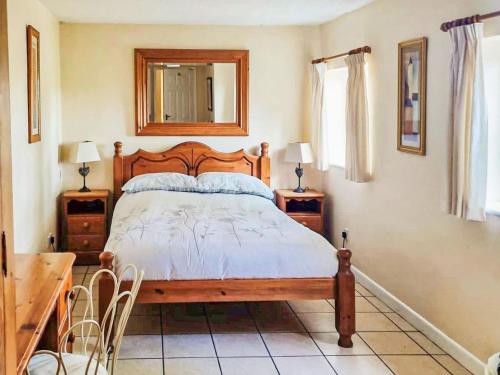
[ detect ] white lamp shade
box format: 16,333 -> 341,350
68,141 -> 101,163
285,142 -> 314,164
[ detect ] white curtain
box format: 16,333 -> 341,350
345,53 -> 370,182
447,23 -> 488,221
311,62 -> 330,171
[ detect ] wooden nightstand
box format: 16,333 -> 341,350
275,189 -> 325,235
61,190 -> 110,265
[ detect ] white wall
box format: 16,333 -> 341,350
59,24 -> 321,191
318,0 -> 500,361
7,0 -> 61,253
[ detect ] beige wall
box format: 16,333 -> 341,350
318,0 -> 500,361
59,24 -> 321,191
7,0 -> 61,253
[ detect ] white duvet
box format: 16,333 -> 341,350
105,191 -> 339,280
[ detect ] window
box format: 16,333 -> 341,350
324,66 -> 348,168
483,36 -> 500,215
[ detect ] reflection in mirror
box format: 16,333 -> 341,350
147,62 -> 236,124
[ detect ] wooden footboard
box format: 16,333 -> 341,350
99,249 -> 355,347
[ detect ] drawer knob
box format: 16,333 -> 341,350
83,240 -> 90,247
301,221 -> 308,226
83,222 -> 90,228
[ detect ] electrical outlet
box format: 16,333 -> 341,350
47,233 -> 55,247
341,228 -> 349,240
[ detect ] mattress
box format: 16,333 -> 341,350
105,191 -> 339,280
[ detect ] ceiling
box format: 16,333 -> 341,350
38,0 -> 374,26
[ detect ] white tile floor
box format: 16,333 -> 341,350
72,265 -> 472,375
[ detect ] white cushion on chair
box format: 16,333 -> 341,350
28,353 -> 107,375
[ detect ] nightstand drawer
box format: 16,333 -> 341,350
68,216 -> 105,235
290,215 -> 323,234
68,235 -> 105,251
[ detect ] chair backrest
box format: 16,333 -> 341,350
60,320 -> 103,375
28,320 -> 102,375
64,285 -> 100,357
68,264 -> 144,375
29,264 -> 143,375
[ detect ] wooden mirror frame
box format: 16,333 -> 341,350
135,49 -> 249,136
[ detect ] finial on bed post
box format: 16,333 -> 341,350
260,142 -> 269,157
259,142 -> 271,187
114,141 -> 123,157
99,251 -> 114,271
113,142 -> 124,203
335,248 -> 355,348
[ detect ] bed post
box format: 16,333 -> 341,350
335,248 -> 355,347
99,251 -> 115,347
260,142 -> 270,187
113,141 -> 123,204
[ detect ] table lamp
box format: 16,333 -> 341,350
68,141 -> 101,192
285,142 -> 314,193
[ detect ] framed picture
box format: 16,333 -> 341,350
27,25 -> 41,143
397,37 -> 427,155
207,77 -> 213,112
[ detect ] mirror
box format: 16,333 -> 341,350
136,49 -> 248,136
147,62 -> 236,124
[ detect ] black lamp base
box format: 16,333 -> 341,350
78,162 -> 91,193
293,163 -> 306,193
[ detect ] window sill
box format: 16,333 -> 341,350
486,202 -> 500,217
486,209 -> 500,217
330,163 -> 345,169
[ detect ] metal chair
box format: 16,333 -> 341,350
27,264 -> 144,375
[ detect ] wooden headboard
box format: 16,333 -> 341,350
113,141 -> 270,202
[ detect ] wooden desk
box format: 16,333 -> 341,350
15,253 -> 75,374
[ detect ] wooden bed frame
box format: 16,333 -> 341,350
99,141 -> 355,347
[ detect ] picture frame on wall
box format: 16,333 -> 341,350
27,25 -> 41,143
397,37 -> 427,155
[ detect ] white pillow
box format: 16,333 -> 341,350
122,172 -> 196,193
196,172 -> 274,200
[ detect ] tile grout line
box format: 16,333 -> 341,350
285,301 -> 339,375
355,283 -> 453,375
203,303 -> 224,375
354,332 -> 396,374
159,304 -> 166,375
245,302 -> 282,375
400,330 -> 453,375
362,295 -> 384,312
128,353 -> 454,359
334,286 -> 395,374
382,311 -> 417,331
78,267 -> 461,374
354,283 -> 412,375
358,284 -> 453,375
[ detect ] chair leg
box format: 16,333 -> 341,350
335,248 -> 355,348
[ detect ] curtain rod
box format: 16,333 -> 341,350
311,46 -> 371,65
440,10 -> 500,32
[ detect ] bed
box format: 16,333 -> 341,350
99,141 -> 355,347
